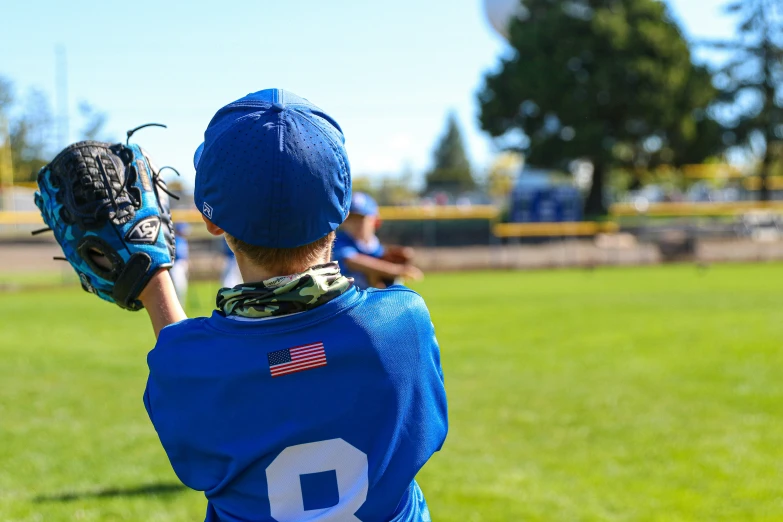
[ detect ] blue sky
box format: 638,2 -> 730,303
1,0 -> 736,187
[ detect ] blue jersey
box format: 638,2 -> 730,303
144,286 -> 447,522
174,236 -> 189,261
332,231 -> 385,289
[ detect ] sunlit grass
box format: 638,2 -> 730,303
1,264 -> 782,521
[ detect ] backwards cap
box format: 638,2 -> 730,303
350,192 -> 379,217
194,89 -> 351,248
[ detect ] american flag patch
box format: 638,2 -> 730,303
267,342 -> 327,378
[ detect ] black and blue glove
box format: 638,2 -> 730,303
35,140 -> 176,311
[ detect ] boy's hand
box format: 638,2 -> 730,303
399,264 -> 424,281
382,245 -> 415,264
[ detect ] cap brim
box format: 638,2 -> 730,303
193,142 -> 204,169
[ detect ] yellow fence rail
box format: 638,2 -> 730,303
378,205 -> 499,220
3,202 -> 782,237
609,201 -> 783,217
494,221 -> 618,238
0,205 -> 501,226
171,206 -> 501,222
0,211 -> 41,225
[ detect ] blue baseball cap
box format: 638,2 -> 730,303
350,192 -> 379,217
194,89 -> 351,248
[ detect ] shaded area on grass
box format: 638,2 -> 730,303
34,482 -> 187,503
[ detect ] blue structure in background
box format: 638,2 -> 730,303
509,168 -> 583,223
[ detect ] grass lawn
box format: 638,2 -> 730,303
0,264 -> 782,521
0,270 -> 77,290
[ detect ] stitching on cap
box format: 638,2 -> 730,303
297,111 -> 349,179
272,112 -> 285,246
297,111 -> 350,211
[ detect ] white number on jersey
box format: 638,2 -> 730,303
266,438 -> 369,521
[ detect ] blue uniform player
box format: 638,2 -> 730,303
333,192 -> 423,289
139,89 -> 448,521
220,237 -> 243,288
170,222 -> 190,304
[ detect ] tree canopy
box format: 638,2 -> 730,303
425,113 -> 475,194
704,0 -> 782,201
478,0 -> 724,216
0,76 -> 109,183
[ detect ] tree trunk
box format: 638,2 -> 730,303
759,37 -> 775,203
584,160 -> 608,219
760,147 -> 772,202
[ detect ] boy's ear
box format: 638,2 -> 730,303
201,215 -> 225,236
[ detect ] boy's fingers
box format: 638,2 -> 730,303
403,265 -> 424,281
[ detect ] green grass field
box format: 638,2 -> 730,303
1,264 -> 782,521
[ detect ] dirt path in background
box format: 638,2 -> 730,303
0,242 -> 64,273
3,238 -> 783,277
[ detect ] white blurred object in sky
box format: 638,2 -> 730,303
483,0 -> 530,40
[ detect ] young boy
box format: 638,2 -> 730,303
139,89 -> 448,522
333,192 -> 423,289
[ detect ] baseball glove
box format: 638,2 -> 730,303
34,139 -> 176,311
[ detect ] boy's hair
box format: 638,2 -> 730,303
225,231 -> 335,272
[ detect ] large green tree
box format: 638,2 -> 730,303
704,0 -> 782,201
478,0 -> 723,217
78,102 -> 108,142
0,77 -> 56,183
0,77 -> 12,111
425,113 -> 475,194
9,89 -> 55,182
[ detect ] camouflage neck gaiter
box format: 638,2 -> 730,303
216,262 -> 352,318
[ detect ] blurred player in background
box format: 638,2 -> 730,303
170,222 -> 190,304
220,237 -> 243,288
333,192 -> 423,288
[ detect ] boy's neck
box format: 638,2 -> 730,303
234,253 -> 332,285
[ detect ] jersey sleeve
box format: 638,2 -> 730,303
332,234 -> 359,262
143,319 -> 232,493
369,287 -> 449,456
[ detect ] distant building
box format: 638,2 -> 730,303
509,168 -> 583,223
